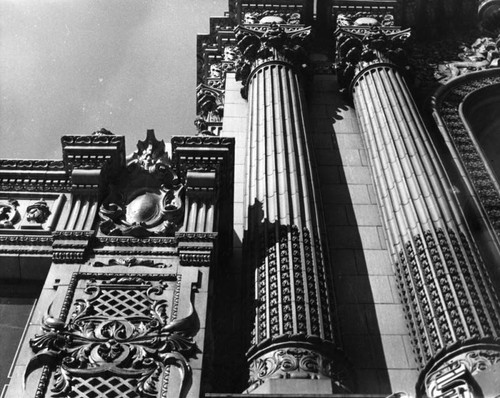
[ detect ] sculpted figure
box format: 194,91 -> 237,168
0,200 -> 19,228
26,201 -> 51,224
209,63 -> 223,79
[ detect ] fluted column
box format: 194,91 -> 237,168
236,22 -> 350,393
336,24 -> 500,397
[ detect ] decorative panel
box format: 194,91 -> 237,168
26,272 -> 199,398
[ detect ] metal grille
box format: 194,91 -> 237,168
92,288 -> 151,317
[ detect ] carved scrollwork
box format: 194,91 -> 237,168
247,346 -> 350,393
335,25 -> 411,91
99,130 -> 185,238
433,37 -> 500,83
235,23 -> 311,84
424,348 -> 500,398
26,274 -> 198,398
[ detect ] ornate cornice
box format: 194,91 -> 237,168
52,230 -> 94,263
334,25 -> 411,92
0,159 -> 69,193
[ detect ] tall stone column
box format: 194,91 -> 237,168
336,23 -> 500,397
236,21 -> 351,393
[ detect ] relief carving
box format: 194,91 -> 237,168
0,199 -> 20,228
424,348 -> 500,398
434,37 -> 500,83
99,131 -> 185,238
26,200 -> 51,224
25,274 -> 199,398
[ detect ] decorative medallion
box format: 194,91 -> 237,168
99,130 -> 185,238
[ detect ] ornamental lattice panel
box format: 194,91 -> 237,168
27,272 -> 199,398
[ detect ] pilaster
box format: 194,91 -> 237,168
335,19 -> 500,398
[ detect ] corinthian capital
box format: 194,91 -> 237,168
335,25 -> 411,91
234,22 -> 311,83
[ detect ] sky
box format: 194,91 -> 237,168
0,0 -> 228,159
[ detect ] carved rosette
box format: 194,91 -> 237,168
334,25 -> 411,91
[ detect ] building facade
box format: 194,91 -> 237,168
2,1 -> 500,397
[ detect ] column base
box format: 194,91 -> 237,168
249,379 -> 335,395
246,338 -> 353,394
417,341 -> 500,398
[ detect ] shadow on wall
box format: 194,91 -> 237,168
306,74 -> 393,393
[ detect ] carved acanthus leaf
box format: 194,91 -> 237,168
26,277 -> 199,397
335,26 -> 411,91
235,23 -> 311,83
